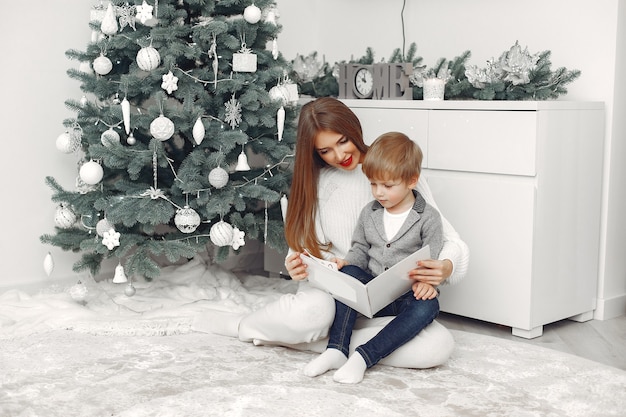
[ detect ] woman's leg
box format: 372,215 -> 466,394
238,286 -> 336,345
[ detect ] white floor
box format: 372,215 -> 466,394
437,312 -> 626,370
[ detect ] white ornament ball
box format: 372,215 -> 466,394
208,167 -> 229,189
126,133 -> 137,145
96,218 -> 114,237
93,54 -> 113,75
69,280 -> 88,303
100,128 -> 121,146
124,282 -> 136,297
79,160 -> 104,185
56,131 -> 80,153
78,61 -> 93,74
210,221 -> 234,247
136,46 -> 161,71
269,85 -> 286,104
174,206 -> 201,233
243,4 -> 262,24
54,204 -> 77,229
150,115 -> 175,141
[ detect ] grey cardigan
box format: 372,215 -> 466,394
343,190 -> 443,276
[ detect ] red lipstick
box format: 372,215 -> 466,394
340,156 -> 353,167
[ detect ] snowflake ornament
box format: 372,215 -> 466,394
161,71 -> 179,94
224,95 -> 242,129
102,229 -> 121,250
136,0 -> 154,24
231,227 -> 246,250
140,186 -> 166,200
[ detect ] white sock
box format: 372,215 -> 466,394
333,352 -> 367,384
303,348 -> 347,377
191,310 -> 244,337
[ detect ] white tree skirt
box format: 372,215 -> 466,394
1,258 -> 625,416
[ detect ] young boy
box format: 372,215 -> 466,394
303,132 -> 443,383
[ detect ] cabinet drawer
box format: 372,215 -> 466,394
428,110 -> 537,176
350,107 -> 429,167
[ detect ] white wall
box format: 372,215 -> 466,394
1,1 -> 623,319
0,1 -> 93,288
277,0 -> 625,320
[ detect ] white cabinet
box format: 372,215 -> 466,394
344,99 -> 605,338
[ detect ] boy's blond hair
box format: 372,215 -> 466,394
362,132 -> 423,183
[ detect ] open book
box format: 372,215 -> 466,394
300,245 -> 431,318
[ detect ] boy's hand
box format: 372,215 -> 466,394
331,257 -> 347,270
412,281 -> 438,300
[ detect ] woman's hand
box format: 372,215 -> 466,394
285,252 -> 308,281
412,282 -> 438,300
408,259 -> 453,287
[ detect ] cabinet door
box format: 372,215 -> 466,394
427,170 -> 536,329
428,110 -> 537,176
349,107 -> 429,167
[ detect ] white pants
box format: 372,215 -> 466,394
238,287 -> 454,369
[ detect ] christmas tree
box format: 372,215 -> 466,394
41,0 -> 298,280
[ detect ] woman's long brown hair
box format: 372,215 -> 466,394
284,97 -> 367,258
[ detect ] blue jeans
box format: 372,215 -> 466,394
327,265 -> 440,368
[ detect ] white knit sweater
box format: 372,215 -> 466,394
314,166 -> 469,285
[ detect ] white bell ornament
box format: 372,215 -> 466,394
112,262 -> 128,283
266,10 -> 277,25
235,150 -> 251,171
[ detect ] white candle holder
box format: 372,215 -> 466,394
423,78 -> 446,101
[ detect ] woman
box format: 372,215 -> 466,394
207,97 -> 469,369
